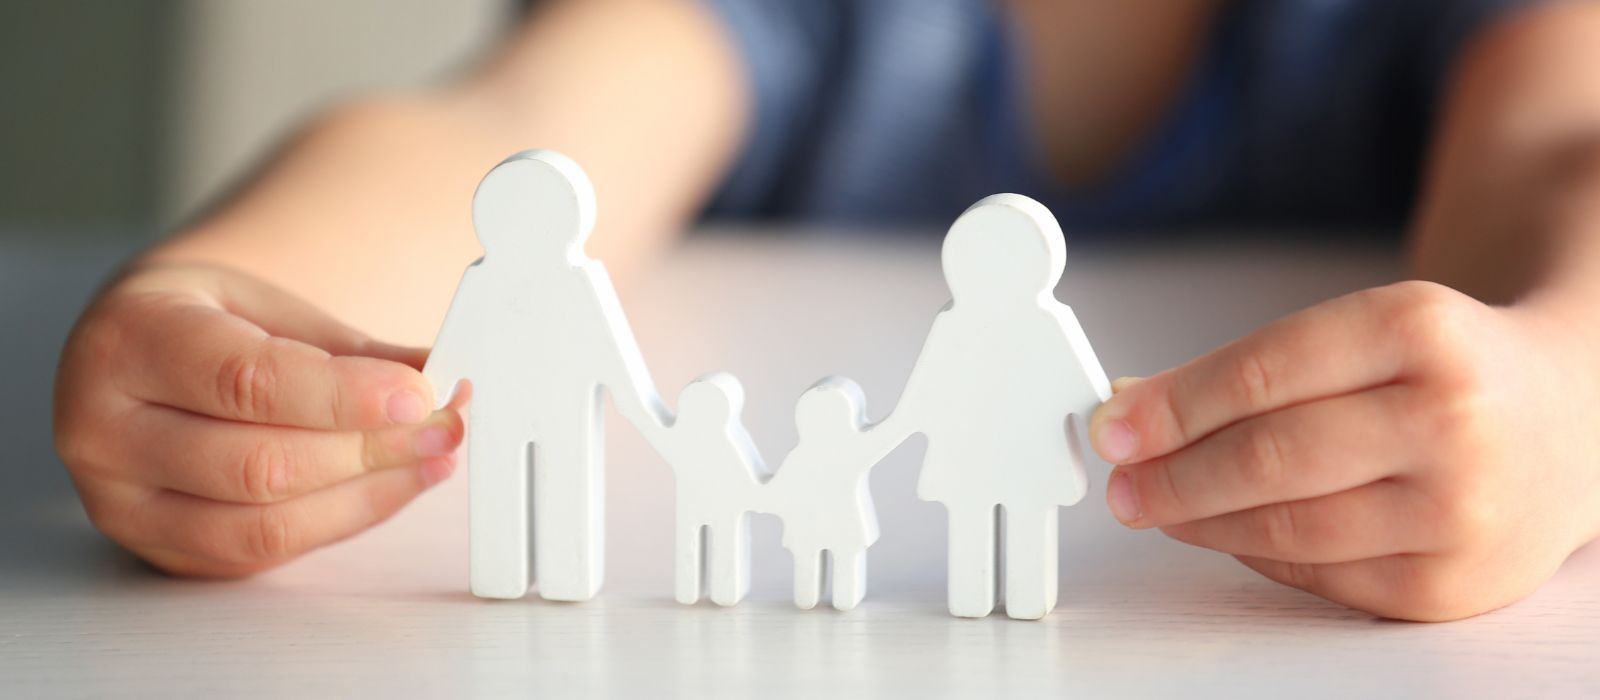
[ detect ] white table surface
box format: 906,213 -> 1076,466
3,230 -> 1598,698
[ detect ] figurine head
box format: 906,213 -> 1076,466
471,149 -> 598,265
940,194 -> 1065,308
793,376 -> 868,440
675,372 -> 746,430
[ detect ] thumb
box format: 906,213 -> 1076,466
359,341 -> 430,371
208,266 -> 430,367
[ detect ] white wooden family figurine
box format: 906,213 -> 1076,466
425,150 -> 1111,621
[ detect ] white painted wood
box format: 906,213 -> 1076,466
879,194 -> 1111,619
629,373 -> 766,606
425,159 -> 1113,619
763,376 -> 897,611
8,232 -> 1600,698
424,150 -> 664,602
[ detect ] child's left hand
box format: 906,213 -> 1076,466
1090,280 -> 1600,621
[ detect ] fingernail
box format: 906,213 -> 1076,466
414,426 -> 458,458
387,391 -> 428,425
1107,470 -> 1141,525
1096,419 -> 1138,462
419,455 -> 456,488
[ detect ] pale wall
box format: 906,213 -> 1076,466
164,0 -> 513,225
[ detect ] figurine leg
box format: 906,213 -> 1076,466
532,432 -> 605,602
831,548 -> 867,611
1003,505 -> 1059,620
946,503 -> 998,618
469,424 -> 531,599
791,548 -> 822,610
708,513 -> 750,607
675,518 -> 704,605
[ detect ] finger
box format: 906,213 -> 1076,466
1160,480 -> 1442,564
1091,285 -> 1419,464
119,403 -> 463,503
1235,553 -> 1477,621
1106,387 -> 1415,528
134,457 -> 456,567
208,268 -> 430,367
117,301 -> 434,430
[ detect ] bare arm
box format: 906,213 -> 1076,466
1411,1 -> 1600,313
54,0 -> 746,576
145,0 -> 747,344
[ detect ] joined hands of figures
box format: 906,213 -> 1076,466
426,151 -> 1110,619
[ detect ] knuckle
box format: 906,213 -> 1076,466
54,412 -> 120,481
1230,349 -> 1278,412
74,311 -> 129,370
217,345 -> 279,421
80,488 -> 160,555
55,341 -> 129,474
53,418 -> 95,473
243,507 -> 297,563
1148,459 -> 1187,519
1278,561 -> 1319,591
1382,279 -> 1458,304
240,440 -> 293,503
1380,281 -> 1477,367
1157,382 -> 1193,446
1410,381 -> 1493,459
81,497 -> 136,545
1257,502 -> 1302,556
1237,426 -> 1289,487
329,370 -> 348,427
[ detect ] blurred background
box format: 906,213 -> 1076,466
0,0 -> 513,241
0,0 -> 510,522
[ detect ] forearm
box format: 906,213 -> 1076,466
144,0 -> 745,346
144,95 -> 501,344
1410,2 -> 1600,310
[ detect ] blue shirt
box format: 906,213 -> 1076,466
699,0 -> 1541,234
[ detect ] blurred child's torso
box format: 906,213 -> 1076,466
699,0 -> 1542,235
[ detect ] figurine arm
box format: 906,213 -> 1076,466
421,268 -> 481,408
875,308 -> 949,448
586,264 -> 672,436
1055,305 -> 1112,419
614,385 -> 672,445
859,412 -> 914,463
729,420 -> 771,484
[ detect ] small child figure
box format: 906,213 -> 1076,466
765,377 -> 906,611
636,372 -> 767,607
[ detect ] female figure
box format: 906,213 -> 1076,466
886,194 -> 1111,620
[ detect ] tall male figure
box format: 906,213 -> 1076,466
426,150 -> 662,601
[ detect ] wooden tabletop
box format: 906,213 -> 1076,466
3,230 -> 1597,698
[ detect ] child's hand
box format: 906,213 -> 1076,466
54,263 -> 464,577
1090,281 -> 1600,621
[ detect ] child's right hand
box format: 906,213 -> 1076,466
54,262 -> 464,577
